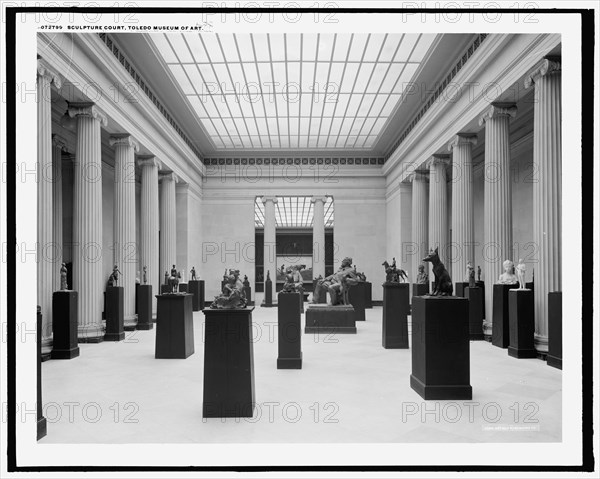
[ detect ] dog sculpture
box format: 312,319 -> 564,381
422,248 -> 453,296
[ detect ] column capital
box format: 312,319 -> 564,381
261,196 -> 278,205
51,134 -> 68,151
37,58 -> 62,88
109,134 -> 139,153
408,171 -> 429,183
159,172 -> 179,183
136,155 -> 162,170
478,103 -> 517,126
310,196 -> 328,204
524,56 -> 561,89
448,134 -> 478,152
67,102 -> 108,127
426,154 -> 450,169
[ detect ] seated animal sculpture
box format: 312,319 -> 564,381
422,248 -> 453,296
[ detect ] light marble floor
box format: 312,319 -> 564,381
40,305 -> 561,443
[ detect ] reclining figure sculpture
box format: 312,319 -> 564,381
311,257 -> 360,306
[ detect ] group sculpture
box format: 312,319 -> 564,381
107,265 -> 121,288
210,269 -> 247,309
382,258 -> 408,283
311,257 -> 360,306
281,265 -> 305,293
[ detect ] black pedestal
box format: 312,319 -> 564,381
136,284 -> 153,330
202,307 -> 255,417
188,280 -> 205,312
492,284 -> 515,348
410,296 -> 472,400
412,283 -> 429,298
105,286 -> 125,341
455,282 -> 469,298
382,283 -> 409,349
365,282 -> 373,308
155,294 -> 194,359
348,281 -> 366,321
466,286 -> 484,340
135,283 -> 139,314
305,304 -> 356,334
37,307 -> 47,440
547,291 -> 562,369
476,281 -> 485,319
277,293 -> 302,369
179,283 -> 188,293
262,279 -> 273,307
508,289 -> 536,358
160,284 -> 171,294
51,291 -> 80,359
312,279 -> 327,304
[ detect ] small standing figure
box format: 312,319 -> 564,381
136,271 -> 141,284
143,266 -> 147,284
468,265 -> 476,288
190,266 -> 197,281
477,265 -> 481,282
266,270 -> 271,282
60,262 -> 68,290
516,258 -> 526,290
243,274 -> 250,287
465,261 -> 474,283
108,265 -> 121,287
164,271 -> 169,285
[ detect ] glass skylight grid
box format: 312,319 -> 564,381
254,196 -> 334,228
153,33 -> 435,150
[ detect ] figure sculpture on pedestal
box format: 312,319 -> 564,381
497,260 -> 518,284
243,274 -> 250,287
423,248 -> 453,296
136,271 -> 141,284
468,264 -> 476,288
143,266 -> 147,284
281,265 -> 304,293
382,257 -> 408,283
416,264 -> 428,285
465,262 -> 473,283
266,270 -> 271,282
477,265 -> 481,282
210,269 -> 247,309
190,267 -> 197,281
311,257 -> 360,305
164,271 -> 169,285
107,265 -> 121,287
168,265 -> 181,293
60,263 -> 68,290
516,258 -> 526,290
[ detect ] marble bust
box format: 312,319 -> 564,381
497,260 -> 518,284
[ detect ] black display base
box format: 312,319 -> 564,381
277,293 -> 302,369
179,283 -> 188,293
508,289 -> 536,359
312,279 -> 327,304
37,308 -> 47,440
412,283 -> 429,298
188,280 -> 205,312
365,282 -> 373,309
476,281 -> 485,319
155,294 -> 194,359
410,296 -> 472,400
136,284 -> 153,330
348,281 -> 366,321
466,286 -> 484,340
305,304 -> 356,334
455,282 -> 469,298
105,286 -> 125,342
262,279 -> 273,307
547,291 -> 562,369
160,285 -> 170,294
51,290 -> 80,359
202,307 -> 255,418
382,282 -> 409,349
492,284 -> 515,348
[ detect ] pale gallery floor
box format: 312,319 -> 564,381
40,304 -> 561,444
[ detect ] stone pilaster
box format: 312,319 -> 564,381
159,172 -> 178,283
448,134 -> 477,282
479,103 -> 517,338
427,155 -> 450,268
311,196 -> 327,280
138,156 -> 162,315
68,102 -> 108,341
409,171 -> 429,279
110,135 -> 139,329
262,196 -> 278,302
525,58 -> 561,354
37,60 -> 62,354
51,135 -> 66,293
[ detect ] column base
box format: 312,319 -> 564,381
124,314 -> 137,331
78,325 -> 104,343
483,320 -> 492,340
534,333 -> 549,354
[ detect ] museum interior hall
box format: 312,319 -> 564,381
33,30 -> 564,445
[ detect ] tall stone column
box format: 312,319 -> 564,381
37,60 -> 61,354
525,58 -> 561,354
311,196 -> 327,279
51,135 -> 66,293
479,103 -> 517,338
138,156 -> 162,315
262,196 -> 278,302
159,172 -> 178,282
427,155 -> 450,272
410,171 -> 429,279
110,135 -> 139,329
448,135 -> 477,281
68,102 -> 107,341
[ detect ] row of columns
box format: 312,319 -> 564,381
407,56 -> 561,354
37,59 -> 183,343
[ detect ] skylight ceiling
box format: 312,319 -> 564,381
151,33 -> 436,151
255,196 -> 334,228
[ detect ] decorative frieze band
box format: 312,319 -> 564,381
203,157 -> 385,166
